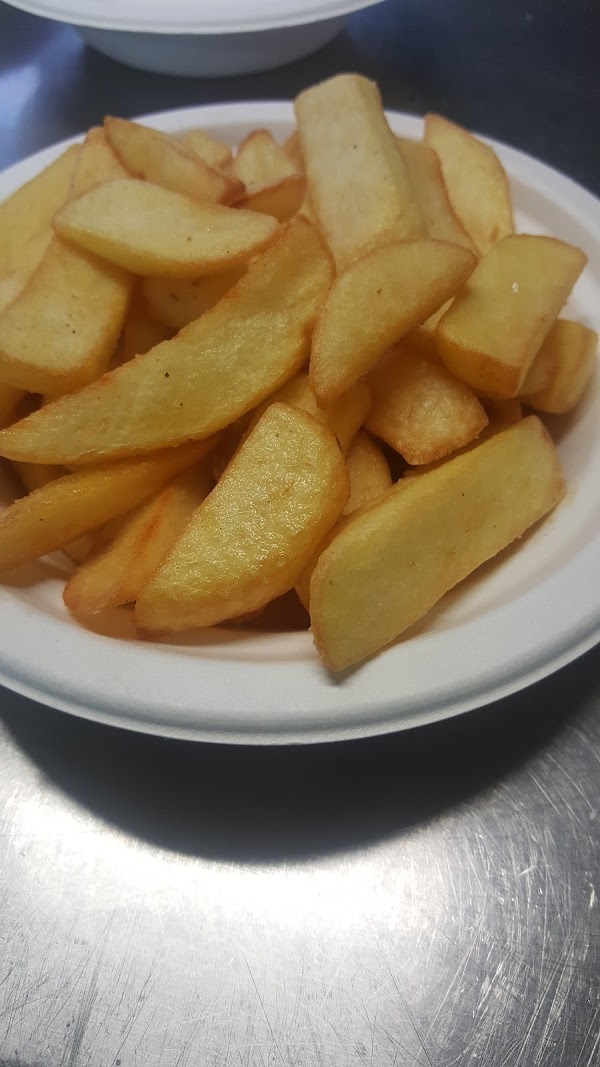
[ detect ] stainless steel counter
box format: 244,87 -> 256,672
0,2 -> 599,1064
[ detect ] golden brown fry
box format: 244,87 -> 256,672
141,268 -> 245,331
424,113 -> 514,254
55,179 -> 278,278
118,290 -> 172,365
366,342 -> 488,464
232,129 -> 305,222
105,116 -> 243,204
343,431 -> 392,515
248,371 -> 371,454
295,74 -> 425,270
396,137 -> 476,252
0,218 -> 334,464
135,404 -> 349,632
0,143 -> 79,275
522,319 -> 597,414
64,463 -> 213,616
0,438 -> 216,573
436,235 -> 587,398
310,417 -> 564,671
310,239 -> 476,400
181,129 -> 233,170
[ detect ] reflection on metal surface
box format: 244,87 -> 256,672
1,642 -> 599,1065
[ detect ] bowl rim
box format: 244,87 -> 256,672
2,0 -> 385,35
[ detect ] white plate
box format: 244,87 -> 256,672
1,102 -> 599,745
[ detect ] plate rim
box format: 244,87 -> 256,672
1,0 -> 384,35
1,99 -> 599,745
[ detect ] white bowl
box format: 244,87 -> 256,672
4,0 -> 384,76
75,21 -> 345,77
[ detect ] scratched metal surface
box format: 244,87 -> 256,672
0,1 -> 599,1065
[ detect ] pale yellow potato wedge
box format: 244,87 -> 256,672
141,268 -> 245,330
406,299 -> 453,358
239,177 -> 306,224
232,129 -> 298,188
311,240 -> 476,400
248,371 -> 371,453
64,463 -> 213,616
0,143 -> 79,275
54,179 -> 279,278
0,229 -> 53,317
424,113 -> 514,255
436,235 -> 587,398
295,433 -> 391,608
343,431 -> 392,515
135,403 -> 349,632
10,459 -> 97,561
181,129 -> 233,170
519,338 -> 555,395
522,319 -> 597,414
118,291 -> 172,365
295,74 -> 425,270
0,438 -> 216,572
366,342 -> 488,464
282,131 -> 304,172
69,126 -> 129,196
232,129 -> 305,222
0,129 -> 111,319
0,218 -> 334,465
396,137 -> 475,252
0,125 -> 133,395
0,237 -> 133,396
310,416 -> 564,671
104,116 -> 243,205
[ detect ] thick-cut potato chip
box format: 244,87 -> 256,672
311,239 -> 476,400
0,230 -> 53,317
64,463 -> 213,616
406,299 -> 453,358
141,268 -> 245,330
0,124 -> 134,396
366,342 -> 488,464
118,290 -> 172,365
436,235 -> 587,398
232,129 -> 305,222
55,178 -> 278,278
523,319 -> 597,414
295,74 -> 425,270
135,404 -> 349,632
0,218 -> 334,465
424,113 -> 514,255
181,129 -> 233,170
104,116 -> 243,205
69,127 -> 129,195
343,431 -> 392,515
396,137 -> 475,252
282,131 -> 304,172
0,238 -> 132,396
0,438 -> 216,572
295,433 -> 391,609
248,371 -> 371,453
0,143 -> 79,275
310,416 -> 564,671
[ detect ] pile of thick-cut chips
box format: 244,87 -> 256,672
0,74 -> 595,671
